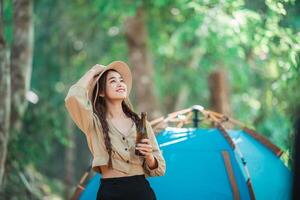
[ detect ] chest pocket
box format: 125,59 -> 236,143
111,148 -> 144,165
111,149 -> 126,161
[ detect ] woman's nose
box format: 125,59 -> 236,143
116,80 -> 124,87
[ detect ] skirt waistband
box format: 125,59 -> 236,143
100,174 -> 146,183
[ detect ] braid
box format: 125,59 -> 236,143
94,96 -> 113,168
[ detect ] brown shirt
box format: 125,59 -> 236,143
64,83 -> 166,177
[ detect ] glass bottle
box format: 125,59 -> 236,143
135,112 -> 148,156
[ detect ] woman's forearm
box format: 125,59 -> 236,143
76,70 -> 95,89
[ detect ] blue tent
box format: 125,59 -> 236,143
78,127 -> 292,200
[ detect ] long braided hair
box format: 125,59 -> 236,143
92,69 -> 141,169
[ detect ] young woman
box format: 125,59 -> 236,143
64,61 -> 166,200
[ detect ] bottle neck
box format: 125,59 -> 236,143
141,112 -> 147,133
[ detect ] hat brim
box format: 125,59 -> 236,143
89,61 -> 132,111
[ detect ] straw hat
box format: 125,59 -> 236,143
87,61 -> 133,110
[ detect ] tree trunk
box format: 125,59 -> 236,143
124,7 -> 161,119
10,0 -> 33,132
208,69 -> 231,116
0,0 -> 11,188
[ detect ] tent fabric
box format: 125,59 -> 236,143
79,128 -> 292,200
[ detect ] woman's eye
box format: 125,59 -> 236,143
120,79 -> 124,82
111,80 -> 116,83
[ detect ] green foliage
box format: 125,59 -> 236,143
3,0 -> 13,44
3,0 -> 299,197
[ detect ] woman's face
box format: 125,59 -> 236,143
102,70 -> 127,100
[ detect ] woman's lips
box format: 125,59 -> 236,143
116,88 -> 125,93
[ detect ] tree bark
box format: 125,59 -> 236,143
10,0 -> 33,132
0,0 -> 11,188
208,69 -> 231,116
0,0 -> 33,191
124,7 -> 161,119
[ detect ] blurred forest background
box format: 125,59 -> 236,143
0,0 -> 299,199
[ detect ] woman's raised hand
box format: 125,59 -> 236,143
76,64 -> 105,89
89,64 -> 105,77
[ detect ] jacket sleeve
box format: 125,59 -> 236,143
143,120 -> 166,177
64,83 -> 95,135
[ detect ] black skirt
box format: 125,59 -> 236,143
97,174 -> 157,200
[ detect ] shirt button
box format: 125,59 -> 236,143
122,137 -> 125,140
126,160 -> 129,163
125,148 -> 128,151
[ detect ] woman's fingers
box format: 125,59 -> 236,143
137,149 -> 151,156
136,143 -> 151,148
136,146 -> 152,153
136,139 -> 153,155
137,138 -> 152,149
141,138 -> 150,144
90,64 -> 105,75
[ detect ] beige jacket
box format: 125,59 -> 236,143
64,76 -> 166,177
